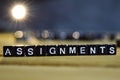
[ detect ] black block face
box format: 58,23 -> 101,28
47,45 -> 57,56
25,46 -> 35,56
88,45 -> 98,55
78,45 -> 88,55
67,45 -> 78,56
3,44 -> 116,57
3,46 -> 14,57
57,45 -> 67,56
35,46 -> 46,56
14,46 -> 25,57
107,45 -> 116,55
98,45 -> 107,55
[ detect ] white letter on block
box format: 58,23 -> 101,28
17,48 -> 22,55
49,47 -> 56,54
5,48 -> 11,55
60,48 -> 66,54
100,46 -> 105,54
109,47 -> 115,54
28,48 -> 33,55
80,47 -> 86,54
69,47 -> 76,54
90,47 -> 96,54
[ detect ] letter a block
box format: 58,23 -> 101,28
3,46 -> 14,57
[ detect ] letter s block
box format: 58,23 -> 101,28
107,45 -> 116,55
25,46 -> 35,56
14,46 -> 25,57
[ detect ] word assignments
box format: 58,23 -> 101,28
3,44 -> 116,57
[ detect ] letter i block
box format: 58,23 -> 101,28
107,45 -> 116,55
3,46 -> 14,57
47,45 -> 57,56
25,46 -> 35,56
14,46 -> 25,57
35,46 -> 46,56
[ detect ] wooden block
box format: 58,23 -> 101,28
25,46 -> 35,56
87,45 -> 98,55
78,45 -> 88,55
107,45 -> 116,55
47,45 -> 57,56
67,45 -> 78,56
35,45 -> 46,56
98,45 -> 107,55
14,46 -> 25,57
57,45 -> 67,56
3,46 -> 14,57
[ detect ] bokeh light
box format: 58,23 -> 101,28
14,30 -> 24,38
11,4 -> 27,20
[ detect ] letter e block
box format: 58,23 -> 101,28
78,45 -> 88,55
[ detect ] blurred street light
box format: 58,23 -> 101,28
11,4 -> 29,42
14,30 -> 24,38
11,4 -> 27,20
42,30 -> 50,39
72,31 -> 80,40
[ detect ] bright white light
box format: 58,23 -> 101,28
11,5 -> 27,20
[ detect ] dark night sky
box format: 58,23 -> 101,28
0,0 -> 120,33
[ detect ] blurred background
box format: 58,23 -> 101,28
1,0 -> 120,32
0,0 -> 120,42
0,0 -> 120,80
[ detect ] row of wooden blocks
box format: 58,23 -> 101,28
3,44 -> 116,57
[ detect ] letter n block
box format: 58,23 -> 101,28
57,45 -> 67,56
88,45 -> 98,55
